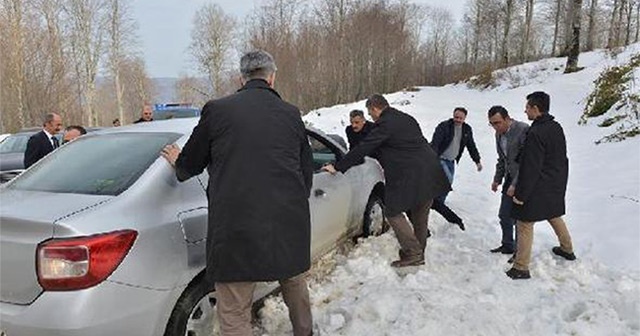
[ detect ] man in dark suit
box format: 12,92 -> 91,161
506,91 -> 576,280
345,109 -> 375,149
323,94 -> 450,268
161,50 -> 314,335
23,113 -> 63,168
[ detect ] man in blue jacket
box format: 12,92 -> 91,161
431,107 -> 482,202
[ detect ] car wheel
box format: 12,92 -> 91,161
362,193 -> 387,237
164,275 -> 219,336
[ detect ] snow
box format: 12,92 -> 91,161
258,45 -> 640,335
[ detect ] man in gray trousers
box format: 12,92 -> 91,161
488,105 -> 529,255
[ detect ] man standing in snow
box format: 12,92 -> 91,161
431,107 -> 483,202
322,94 -> 450,267
487,106 -> 529,256
506,91 -> 576,280
161,50 -> 314,335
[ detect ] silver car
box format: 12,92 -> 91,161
0,118 -> 385,336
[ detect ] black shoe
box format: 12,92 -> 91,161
507,254 -> 515,264
506,268 -> 530,279
552,246 -> 576,261
490,245 -> 515,254
391,255 -> 425,267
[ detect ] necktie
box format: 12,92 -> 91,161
51,136 -> 59,149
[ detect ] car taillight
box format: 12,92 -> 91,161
37,230 -> 138,291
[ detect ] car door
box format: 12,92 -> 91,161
307,131 -> 352,258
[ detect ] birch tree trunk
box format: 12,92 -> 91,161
520,0 -> 534,62
502,0 -> 514,66
565,0 -> 583,73
586,0 -> 597,50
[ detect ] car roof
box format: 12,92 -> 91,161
95,117 -> 328,138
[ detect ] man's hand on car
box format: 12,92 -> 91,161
161,144 -> 181,167
321,163 -> 337,175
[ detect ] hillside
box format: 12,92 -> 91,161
257,45 -> 640,335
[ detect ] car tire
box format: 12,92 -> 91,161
362,193 -> 388,237
164,274 -> 219,336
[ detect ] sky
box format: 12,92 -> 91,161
132,0 -> 468,78
255,44 -> 640,335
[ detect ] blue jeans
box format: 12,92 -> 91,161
437,159 -> 455,203
498,187 -> 516,250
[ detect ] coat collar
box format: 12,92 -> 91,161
238,79 -> 282,99
532,113 -> 555,125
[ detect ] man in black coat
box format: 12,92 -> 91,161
23,112 -> 63,168
133,105 -> 153,123
162,51 -> 314,335
345,109 -> 375,149
506,91 -> 576,280
323,94 -> 450,268
431,107 -> 482,202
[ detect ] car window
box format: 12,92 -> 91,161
307,132 -> 342,172
0,133 -> 32,154
154,108 -> 200,120
7,132 -> 181,196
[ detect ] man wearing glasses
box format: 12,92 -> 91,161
487,106 -> 529,256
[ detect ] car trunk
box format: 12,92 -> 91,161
0,190 -> 111,305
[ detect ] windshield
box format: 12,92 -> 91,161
7,132 -> 181,196
0,133 -> 33,154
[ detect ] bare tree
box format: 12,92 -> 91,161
189,3 -> 236,99
586,0 -> 597,50
625,0 -> 634,44
608,0 -> 620,47
106,0 -> 138,126
119,56 -> 154,124
502,0 -> 515,66
1,0 -> 27,129
175,75 -> 209,108
565,0 -> 583,73
521,0 -> 535,62
64,0 -> 108,127
635,0 -> 640,43
551,0 -> 564,55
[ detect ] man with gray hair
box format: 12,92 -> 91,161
162,50 -> 314,335
24,112 -> 63,168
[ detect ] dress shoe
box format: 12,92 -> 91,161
505,267 -> 530,279
552,246 -> 576,260
391,255 -> 424,268
490,245 -> 515,254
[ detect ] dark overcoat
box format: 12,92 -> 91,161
335,107 -> 450,217
24,130 -> 56,168
174,79 -> 314,282
512,114 -> 569,222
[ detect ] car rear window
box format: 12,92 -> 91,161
7,132 -> 181,196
